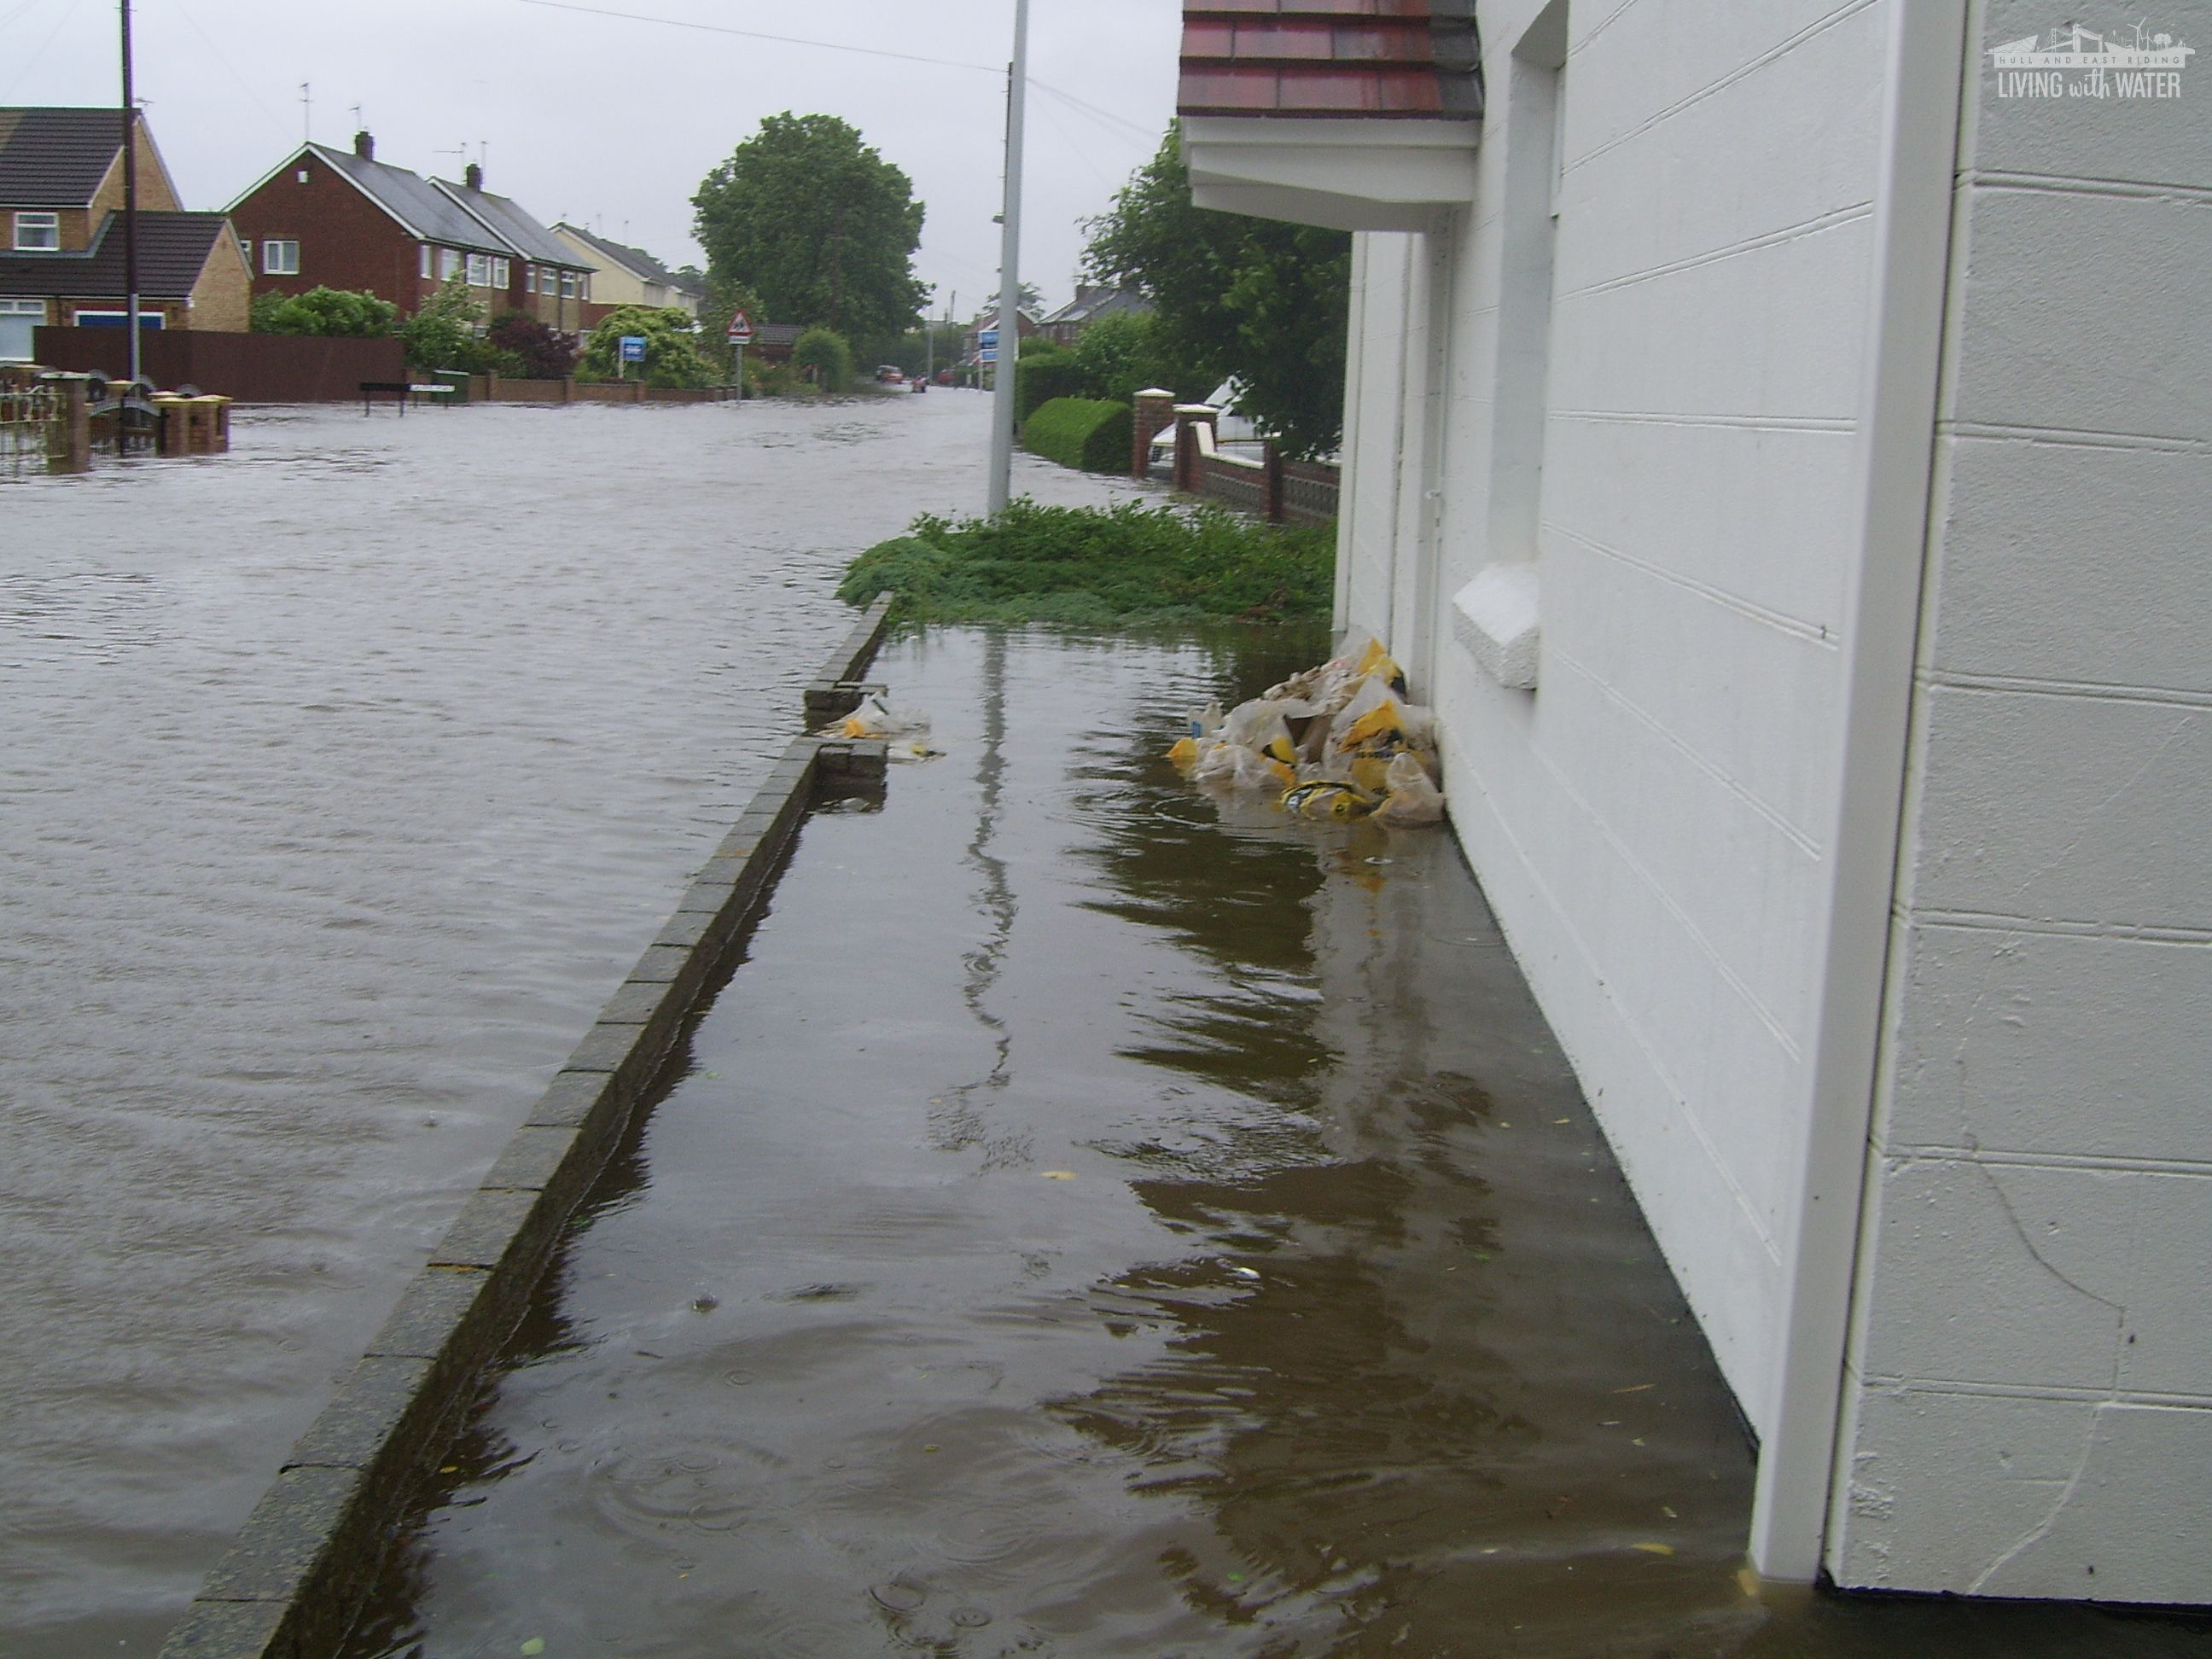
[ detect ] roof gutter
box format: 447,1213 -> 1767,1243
1746,0 -> 1970,1580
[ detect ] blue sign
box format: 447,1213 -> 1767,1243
977,329 -> 999,348
977,348 -> 998,364
619,335 -> 647,363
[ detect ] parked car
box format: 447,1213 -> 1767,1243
876,364 -> 905,385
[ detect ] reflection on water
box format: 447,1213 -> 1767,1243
0,394 -> 1151,1654
345,628 -> 2211,1657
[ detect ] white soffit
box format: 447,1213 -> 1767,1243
1181,116 -> 1479,234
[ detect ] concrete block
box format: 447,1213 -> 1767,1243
1947,184 -> 2212,439
157,1596 -> 291,1657
1906,684 -> 2211,928
479,1125 -> 579,1193
365,1267 -> 492,1361
1884,924 -> 2212,1163
651,910 -> 718,952
687,856 -> 749,890
428,1188 -> 547,1273
1970,0 -> 2212,189
195,1466 -> 359,1602
562,1020 -> 650,1076
1926,435 -> 2209,692
2117,1173 -> 2212,1399
626,944 -> 694,987
597,977 -> 676,1027
673,882 -> 739,925
283,1355 -> 435,1471
524,1068 -> 614,1130
1854,1157 -> 2129,1390
1836,1389 -> 2212,1603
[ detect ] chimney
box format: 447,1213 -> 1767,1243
464,161 -> 483,191
352,130 -> 374,160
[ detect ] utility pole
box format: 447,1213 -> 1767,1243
120,0 -> 140,386
987,0 -> 1029,515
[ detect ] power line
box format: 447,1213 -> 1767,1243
1030,78 -> 1159,143
1,0 -> 85,104
166,0 -> 292,142
515,0 -> 1002,74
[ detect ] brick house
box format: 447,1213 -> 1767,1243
226,133 -> 596,331
550,222 -> 701,328
1036,284 -> 1149,349
0,107 -> 249,359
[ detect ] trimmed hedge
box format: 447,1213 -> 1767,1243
1022,396 -> 1132,474
1015,347 -> 1084,419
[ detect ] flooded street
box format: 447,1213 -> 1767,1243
349,630 -> 2210,1659
0,393 -> 1145,1654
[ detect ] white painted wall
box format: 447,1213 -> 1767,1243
1829,0 -> 2212,1603
1342,0 -> 1895,1444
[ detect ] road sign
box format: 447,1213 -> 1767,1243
619,335 -> 647,363
726,310 -> 754,344
977,329 -> 999,348
977,348 -> 998,364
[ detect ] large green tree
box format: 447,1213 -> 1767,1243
693,114 -> 927,347
1085,125 -> 1351,459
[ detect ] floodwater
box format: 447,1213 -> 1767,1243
0,391 -> 1147,1655
349,630 -> 2212,1659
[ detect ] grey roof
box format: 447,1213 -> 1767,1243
0,108 -> 127,207
435,180 -> 590,271
1040,286 -> 1150,329
552,223 -> 690,290
0,210 -> 229,300
300,143 -> 509,253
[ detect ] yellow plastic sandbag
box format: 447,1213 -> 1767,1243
1281,779 -> 1382,821
1373,751 -> 1446,827
1167,736 -> 1202,770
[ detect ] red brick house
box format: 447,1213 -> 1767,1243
0,107 -> 249,359
225,132 -> 596,330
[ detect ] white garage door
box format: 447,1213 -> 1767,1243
0,300 -> 46,362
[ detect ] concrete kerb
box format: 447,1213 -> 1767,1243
159,599 -> 899,1658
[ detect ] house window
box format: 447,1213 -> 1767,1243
439,247 -> 461,281
465,253 -> 492,287
420,243 -> 432,279
72,310 -> 166,329
544,269 -> 559,295
0,298 -> 47,362
13,212 -> 60,251
560,271 -> 577,300
492,257 -> 510,288
262,238 -> 300,275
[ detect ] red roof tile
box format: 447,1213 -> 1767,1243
1179,1 -> 1483,121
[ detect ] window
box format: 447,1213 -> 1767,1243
262,238 -> 300,275
492,257 -> 510,288
420,243 -> 432,279
560,271 -> 577,300
579,273 -> 591,302
238,236 -> 252,265
72,310 -> 166,329
439,247 -> 461,281
0,298 -> 47,362
13,212 -> 60,251
465,252 -> 492,287
522,264 -> 534,293
543,268 -> 559,295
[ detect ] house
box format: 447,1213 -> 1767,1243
0,107 -> 249,359
1036,283 -> 1149,349
961,306 -> 1039,366
1179,0 -> 2209,1610
748,321 -> 803,365
226,133 -> 597,331
550,223 -> 702,326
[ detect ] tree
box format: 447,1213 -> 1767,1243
979,282 -> 1045,319
1071,309 -> 1187,405
397,275 -> 485,369
1085,125 -> 1352,458
693,114 -> 927,346
251,286 -> 396,337
575,305 -> 715,388
791,326 -> 853,393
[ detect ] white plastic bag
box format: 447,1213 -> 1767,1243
1373,751 -> 1446,827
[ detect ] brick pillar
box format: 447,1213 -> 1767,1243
1132,387 -> 1175,479
1262,442 -> 1284,522
49,375 -> 90,473
1172,405 -> 1217,494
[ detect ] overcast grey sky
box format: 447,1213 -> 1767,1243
4,0 -> 1185,321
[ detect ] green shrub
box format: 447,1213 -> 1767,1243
1022,396 -> 1132,474
836,498 -> 1332,626
251,286 -> 398,337
792,326 -> 853,393
1014,343 -> 1082,420
398,275 -> 485,370
576,305 -> 715,388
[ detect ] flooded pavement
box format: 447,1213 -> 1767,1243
0,393 -> 1149,1654
346,628 -> 2212,1658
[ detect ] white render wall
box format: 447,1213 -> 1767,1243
1340,0 -> 1896,1442
1828,0 -> 2212,1602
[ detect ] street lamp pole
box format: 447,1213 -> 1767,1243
987,0 -> 1029,516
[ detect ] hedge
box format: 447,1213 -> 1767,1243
1022,396 -> 1132,474
1015,348 -> 1085,420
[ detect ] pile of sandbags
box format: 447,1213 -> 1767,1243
1167,637 -> 1446,828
